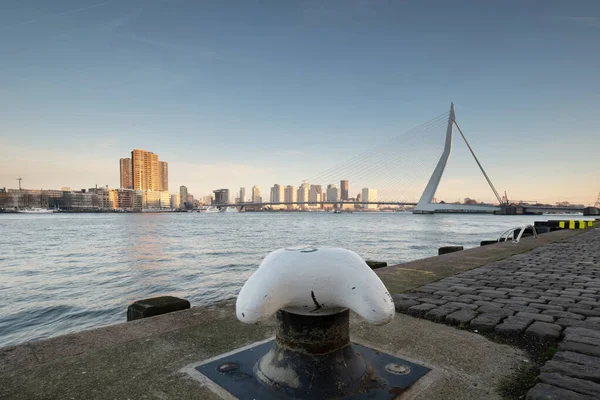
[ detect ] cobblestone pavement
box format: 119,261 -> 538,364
393,227 -> 600,399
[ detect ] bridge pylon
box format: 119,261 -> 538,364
413,103 -> 501,214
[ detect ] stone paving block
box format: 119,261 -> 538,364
561,295 -> 587,302
542,310 -> 586,320
477,290 -> 509,299
515,297 -> 548,304
433,290 -> 460,297
450,286 -> 478,294
567,308 -> 600,317
525,322 -> 562,341
457,294 -> 492,302
502,288 -> 527,294
477,306 -> 514,317
424,304 -> 462,322
445,301 -> 479,310
568,303 -> 594,310
412,287 -> 438,294
554,351 -> 600,369
586,317 -> 600,323
442,295 -> 472,303
503,304 -> 542,314
538,372 -> 600,397
550,299 -> 578,307
510,291 -> 539,298
541,360 -> 600,382
406,303 -> 437,317
543,296 -> 576,302
493,298 -> 531,306
578,301 -> 600,308
392,297 -> 420,312
555,319 -> 600,330
445,309 -> 478,326
564,334 -> 600,347
516,312 -> 555,323
417,297 -> 447,305
526,383 -> 596,400
474,300 -> 503,308
581,294 -> 600,300
494,316 -> 534,336
469,313 -> 504,331
529,303 -> 566,311
558,342 -> 600,358
564,327 -> 600,340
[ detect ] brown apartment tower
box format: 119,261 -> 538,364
340,180 -> 349,201
120,149 -> 168,191
120,158 -> 133,189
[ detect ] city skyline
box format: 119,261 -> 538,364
1,1 -> 599,205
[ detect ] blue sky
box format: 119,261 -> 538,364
0,0 -> 598,204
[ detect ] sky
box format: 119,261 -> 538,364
0,0 -> 598,205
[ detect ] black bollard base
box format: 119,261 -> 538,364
365,260 -> 388,269
480,240 -> 498,246
127,296 -> 190,321
195,338 -> 430,399
438,246 -> 464,255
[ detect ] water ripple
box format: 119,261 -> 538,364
0,212 -> 594,347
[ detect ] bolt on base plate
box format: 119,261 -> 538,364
194,340 -> 430,399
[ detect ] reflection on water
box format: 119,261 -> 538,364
0,212 -> 594,347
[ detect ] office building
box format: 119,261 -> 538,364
158,161 -> 168,191
309,185 -> 322,203
144,190 -> 171,209
340,180 -> 349,201
239,187 -> 246,203
179,185 -> 188,207
272,184 -> 285,203
252,186 -> 261,203
326,184 -> 339,202
362,188 -> 378,210
213,189 -> 230,205
284,185 -> 297,204
170,193 -> 180,209
131,149 -> 163,191
297,183 -> 310,204
119,158 -> 133,189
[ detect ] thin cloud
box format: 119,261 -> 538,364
3,1 -> 113,29
541,15 -> 600,29
123,34 -> 217,58
564,16 -> 600,28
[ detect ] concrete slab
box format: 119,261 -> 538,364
0,300 -> 526,400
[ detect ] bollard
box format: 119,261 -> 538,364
193,247 -> 430,399
438,246 -> 463,255
127,296 -> 190,321
480,240 -> 498,246
365,260 -> 388,269
236,248 -> 394,398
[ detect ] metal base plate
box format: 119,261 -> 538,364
195,340 -> 430,399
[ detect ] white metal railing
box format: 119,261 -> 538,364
497,225 -> 538,244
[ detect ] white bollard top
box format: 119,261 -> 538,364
236,247 -> 395,326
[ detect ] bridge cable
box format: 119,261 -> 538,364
306,112 -> 449,184
453,120 -> 504,205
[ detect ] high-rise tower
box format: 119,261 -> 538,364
119,158 -> 133,189
131,149 -> 162,191
340,180 -> 349,201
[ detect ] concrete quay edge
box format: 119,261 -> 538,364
0,226 -> 592,399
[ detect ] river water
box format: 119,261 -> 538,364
0,212 -> 595,347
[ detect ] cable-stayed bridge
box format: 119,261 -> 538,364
232,103 -> 587,214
